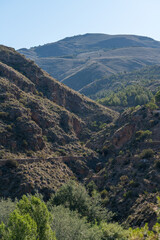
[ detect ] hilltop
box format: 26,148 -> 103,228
18,33 -> 160,92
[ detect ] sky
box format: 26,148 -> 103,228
1,0 -> 160,49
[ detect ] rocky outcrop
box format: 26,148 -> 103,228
112,123 -> 135,149
85,105 -> 160,227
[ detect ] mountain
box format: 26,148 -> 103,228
0,44 -> 160,227
0,45 -> 117,160
18,33 -> 160,92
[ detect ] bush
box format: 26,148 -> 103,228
100,222 -> 128,240
0,198 -> 17,225
155,90 -> 160,105
0,112 -> 9,119
136,130 -> 152,141
87,181 -> 97,196
49,181 -> 113,223
154,159 -> 160,170
51,205 -> 102,240
140,149 -> 154,159
129,223 -> 160,240
123,191 -> 133,199
146,98 -> 158,110
100,189 -> 108,199
102,145 -> 110,156
5,159 -> 19,168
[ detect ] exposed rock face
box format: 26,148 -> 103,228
112,123 -> 135,149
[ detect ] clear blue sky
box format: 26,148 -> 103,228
1,0 -> 160,49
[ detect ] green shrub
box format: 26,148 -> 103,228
119,150 -> 124,156
140,149 -> 154,159
154,159 -> 160,170
123,191 -> 133,199
128,180 -> 139,188
102,145 -> 113,156
136,130 -> 152,141
49,181 -> 112,223
51,205 -> 102,240
129,223 -> 160,240
100,189 -> 108,199
100,222 -> 128,240
87,181 -> 97,196
0,198 -> 17,225
155,90 -> 160,105
6,125 -> 12,131
120,175 -> 128,183
146,100 -> 158,110
22,139 -> 28,147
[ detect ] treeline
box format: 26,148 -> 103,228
97,85 -> 153,107
87,65 -> 160,100
0,181 -> 160,240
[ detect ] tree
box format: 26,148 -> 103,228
51,205 -> 102,240
17,195 -> 55,240
0,210 -> 37,240
0,195 -> 56,240
49,180 -> 112,223
155,90 -> 160,106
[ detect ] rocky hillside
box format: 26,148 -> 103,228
0,44 -> 118,202
0,45 -> 117,160
86,103 -> 160,227
0,44 -> 160,228
18,33 -> 160,92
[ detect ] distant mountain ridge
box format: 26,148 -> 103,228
18,33 -> 160,92
19,33 -> 160,57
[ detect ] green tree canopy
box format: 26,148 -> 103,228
0,195 -> 56,240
